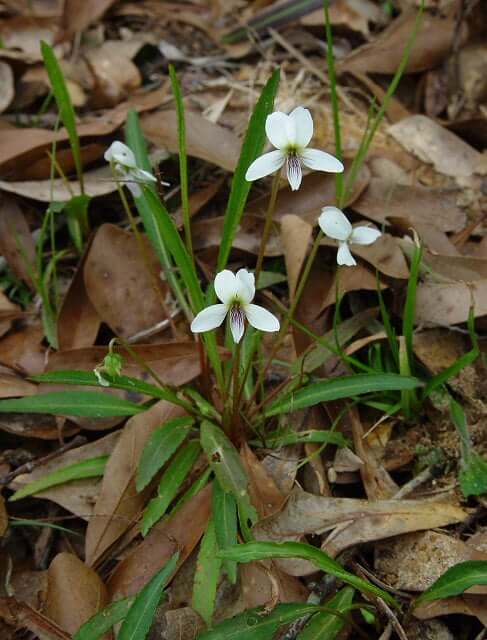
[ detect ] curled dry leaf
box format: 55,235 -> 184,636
46,553 -> 109,636
10,432 -> 119,518
253,489 -> 468,562
141,109 -> 241,173
107,484 -> 211,599
375,530 -> 487,594
0,196 -> 36,288
83,224 -> 168,339
0,62 -> 14,114
62,0 -> 118,38
85,401 -> 186,567
388,115 -> 483,179
338,9 -> 467,74
353,178 -> 467,233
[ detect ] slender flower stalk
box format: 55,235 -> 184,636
245,107 -> 344,191
191,269 -> 280,344
254,171 -> 281,285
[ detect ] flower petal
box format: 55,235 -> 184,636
104,141 -> 137,169
290,107 -> 313,148
286,155 -> 302,191
214,270 -> 237,304
245,303 -> 280,333
245,150 -> 285,182
318,206 -> 352,241
301,149 -> 344,173
133,168 -> 157,184
126,180 -> 142,198
229,307 -> 246,344
350,226 -> 382,246
337,242 -> 356,266
191,304 -> 228,333
265,112 -> 291,149
235,269 -> 255,304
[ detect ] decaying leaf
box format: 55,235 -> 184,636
0,196 -> 36,288
0,62 -> 14,114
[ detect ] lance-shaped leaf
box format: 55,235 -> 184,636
415,561 -> 487,606
298,587 -> 355,640
192,517 -> 222,627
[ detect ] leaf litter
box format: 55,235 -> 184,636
1,1 -> 487,639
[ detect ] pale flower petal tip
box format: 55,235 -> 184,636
349,226 -> 382,245
337,242 -> 356,267
246,106 -> 343,190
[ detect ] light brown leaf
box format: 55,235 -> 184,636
107,484 -> 211,599
83,224 -> 168,339
414,594 -> 487,627
0,324 -> 46,376
141,109 -> 241,173
0,62 -> 14,114
10,432 -> 119,518
85,401 -> 186,567
0,196 -> 36,288
388,115 -> 482,179
0,290 -> 22,338
254,489 -> 467,561
415,280 -> 487,325
62,0 -> 117,38
353,178 -> 466,233
0,598 -> 70,640
338,9 -> 467,74
240,443 -> 286,519
240,561 -> 308,610
0,371 -> 37,398
0,16 -> 57,60
45,553 -> 109,637
192,214 -> 281,256
280,215 -> 312,300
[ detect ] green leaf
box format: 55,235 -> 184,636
0,391 -> 144,418
192,517 -> 222,627
218,542 -> 397,607
212,479 -> 238,583
216,69 -> 280,272
200,421 -> 257,530
171,467 -> 213,516
118,552 -> 179,640
41,41 -> 84,192
459,454 -> 487,498
74,597 -> 135,640
64,194 -> 91,252
136,416 -> 194,492
32,370 -> 187,408
415,560 -> 487,606
9,518 -> 82,536
298,587 -> 354,640
251,429 -> 348,449
265,374 -> 422,417
141,440 -> 201,536
196,603 -> 325,640
10,455 -> 108,502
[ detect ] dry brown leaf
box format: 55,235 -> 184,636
375,530 -> 487,593
0,597 -> 70,640
280,215 -> 312,300
414,594 -> 487,627
0,62 -> 14,114
338,9 -> 466,74
415,280 -> 487,325
0,88 -> 165,178
85,41 -> 142,109
107,484 -> 211,599
0,196 -> 36,288
353,178 -> 466,233
45,553 -> 109,637
303,0 -> 385,37
388,115 -> 483,179
57,250 -> 101,351
254,489 -> 467,561
321,264 -> 384,311
85,401 -> 186,567
62,0 -> 118,38
83,224 -> 168,339
422,251 -> 487,282
0,371 -> 37,398
0,412 -> 75,440
413,329 -> 466,374
0,290 -> 22,338
0,16 -> 57,60
0,324 -> 46,376
10,432 -> 119,518
240,443 -> 286,519
240,561 -> 308,610
141,109 -> 241,173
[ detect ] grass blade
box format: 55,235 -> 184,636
216,69 -> 280,273
219,541 -> 397,606
192,517 -> 222,627
141,440 -> 201,535
10,455 -> 108,502
264,374 -> 422,417
41,41 -> 84,193
118,552 -> 179,640
74,597 -> 135,640
298,586 -> 355,640
212,479 -> 238,583
415,560 -> 487,606
136,416 -> 194,491
0,391 -> 144,418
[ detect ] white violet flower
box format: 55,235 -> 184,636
245,107 -> 344,191
191,269 -> 280,344
104,141 -> 158,198
318,206 -> 381,267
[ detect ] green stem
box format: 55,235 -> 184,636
254,171 -> 281,285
